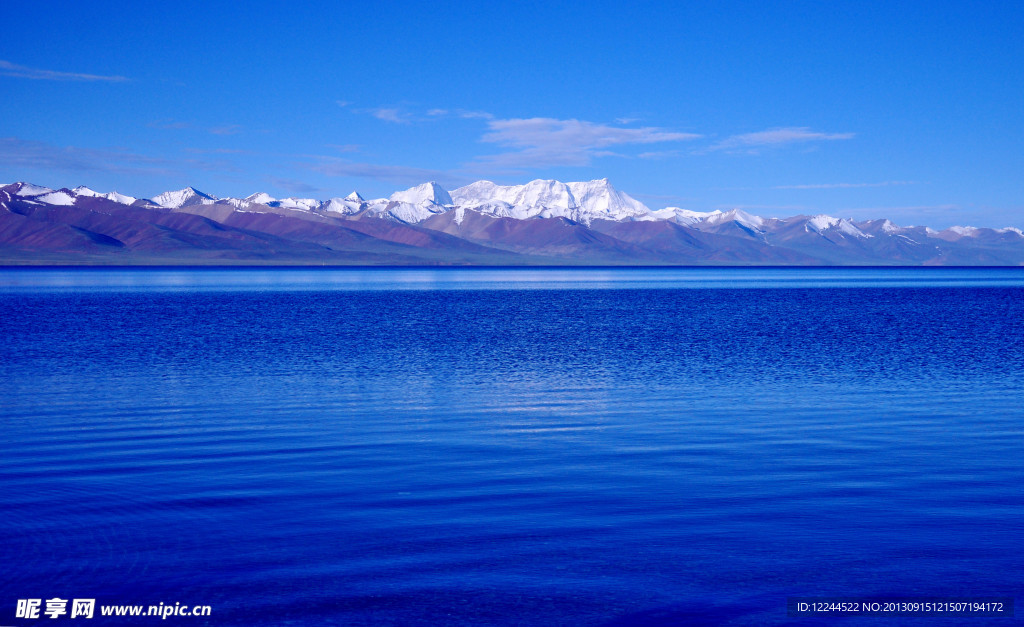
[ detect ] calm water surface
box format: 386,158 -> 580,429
1,268 -> 1022,625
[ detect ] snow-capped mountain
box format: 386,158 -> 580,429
700,208 -> 767,231
267,197 -> 322,211
375,182 -> 453,223
639,207 -> 722,226
450,178 -> 650,224
320,196 -> 365,216
803,215 -> 871,238
2,179 -> 1022,265
9,182 -> 54,197
567,179 -> 650,221
390,181 -> 452,206
152,187 -> 217,209
73,186 -> 138,205
244,192 -> 275,205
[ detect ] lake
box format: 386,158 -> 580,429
1,267 -> 1022,624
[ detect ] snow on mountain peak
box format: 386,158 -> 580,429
245,192 -> 276,204
707,208 -> 765,230
451,178 -> 654,224
71,186 -> 137,205
513,179 -> 577,211
450,181 -> 504,205
321,195 -> 366,215
948,226 -> 979,237
836,218 -> 871,238
804,214 -> 870,238
880,219 -> 900,234
153,187 -> 217,208
567,178 -> 649,220
390,181 -> 452,206
107,191 -> 136,204
640,207 -> 721,225
37,191 -> 76,206
271,197 -> 320,211
806,214 -> 841,232
13,183 -> 54,197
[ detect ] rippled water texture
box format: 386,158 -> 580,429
2,268 -> 1023,625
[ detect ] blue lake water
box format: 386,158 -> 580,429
1,267 -> 1022,625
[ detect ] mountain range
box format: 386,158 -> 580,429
2,179 -> 1023,265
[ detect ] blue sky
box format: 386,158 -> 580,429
1,1 -> 1022,227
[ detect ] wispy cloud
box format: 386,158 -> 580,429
185,148 -> 254,155
148,119 -> 191,130
638,150 -> 683,160
0,136 -> 237,177
421,108 -> 493,120
842,204 -> 959,213
837,204 -> 961,219
310,158 -> 466,188
369,108 -> 412,124
326,144 -> 360,153
148,120 -> 253,136
0,60 -> 128,82
714,203 -> 811,212
209,125 -> 244,136
710,127 -> 854,153
269,177 -> 323,195
456,109 -> 494,120
631,191 -> 700,206
476,117 -> 701,168
365,106 -> 494,124
832,204 -> 970,226
774,180 -> 916,189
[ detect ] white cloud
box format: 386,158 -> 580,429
0,60 -> 128,82
269,178 -> 323,194
0,136 -> 236,176
638,150 -> 682,160
711,127 -> 854,152
148,119 -> 192,130
775,180 -> 916,189
714,204 -> 810,211
477,117 -> 701,168
311,158 -> 465,188
421,108 -> 494,120
185,148 -> 254,155
326,144 -> 360,153
209,125 -> 243,136
370,108 -> 411,124
457,110 -> 494,120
